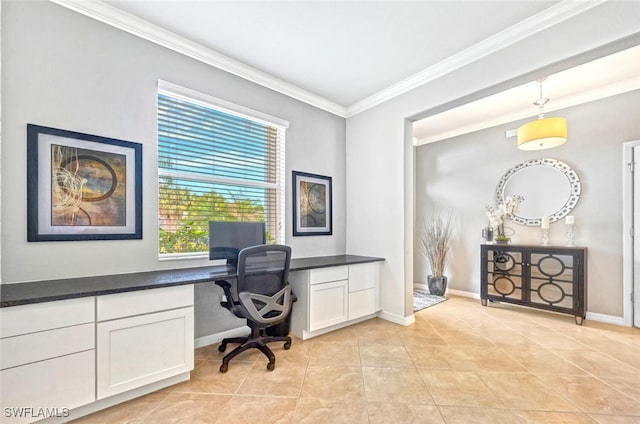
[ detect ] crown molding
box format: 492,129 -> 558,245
345,0 -> 607,117
49,0 -> 349,117
50,0 -> 604,120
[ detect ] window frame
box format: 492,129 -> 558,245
157,80 -> 288,260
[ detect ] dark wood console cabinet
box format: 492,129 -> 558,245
480,244 -> 587,325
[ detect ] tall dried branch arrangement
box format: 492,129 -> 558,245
419,214 -> 454,278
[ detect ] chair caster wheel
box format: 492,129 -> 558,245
266,362 -> 275,371
219,363 -> 228,373
283,341 -> 291,350
218,344 -> 226,352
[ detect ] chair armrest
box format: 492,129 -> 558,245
215,280 -> 240,309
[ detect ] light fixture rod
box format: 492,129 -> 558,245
533,78 -> 549,119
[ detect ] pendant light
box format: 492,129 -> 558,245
517,78 -> 567,151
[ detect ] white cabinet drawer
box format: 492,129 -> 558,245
0,297 -> 94,338
0,350 -> 95,421
348,288 -> 377,320
348,263 -> 378,292
309,280 -> 348,331
97,285 -> 193,321
97,306 -> 194,399
1,323 -> 94,370
310,266 -> 348,285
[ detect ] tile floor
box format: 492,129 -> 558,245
74,295 -> 640,423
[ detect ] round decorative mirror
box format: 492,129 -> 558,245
495,158 -> 581,226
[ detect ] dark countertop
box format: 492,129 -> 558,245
0,254 -> 384,308
290,254 -> 384,271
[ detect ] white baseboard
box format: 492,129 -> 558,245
585,311 -> 626,326
377,310 -> 415,326
413,285 -> 480,300
445,289 -> 480,299
49,373 -> 189,423
300,314 -> 377,340
194,326 -> 250,348
412,287 -> 627,327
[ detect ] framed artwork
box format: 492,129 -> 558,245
27,124 -> 142,241
292,171 -> 332,236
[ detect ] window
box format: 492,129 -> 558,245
157,81 -> 287,258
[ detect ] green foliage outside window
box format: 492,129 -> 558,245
158,182 -> 267,254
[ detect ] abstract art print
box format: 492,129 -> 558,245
292,171 -> 332,236
27,124 -> 142,241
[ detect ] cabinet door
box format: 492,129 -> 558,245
348,288 -> 376,320
1,323 -> 94,370
309,280 -> 348,331
97,285 -> 193,321
97,307 -> 194,399
484,248 -> 525,302
1,350 -> 95,423
528,251 -> 578,312
0,297 -> 94,338
310,266 -> 348,284
348,263 -> 378,292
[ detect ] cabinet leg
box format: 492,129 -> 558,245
481,299 -> 487,307
575,316 -> 584,325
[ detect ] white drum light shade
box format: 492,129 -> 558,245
517,117 -> 567,151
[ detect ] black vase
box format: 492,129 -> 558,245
427,275 -> 448,296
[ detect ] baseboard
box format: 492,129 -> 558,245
413,285 -> 480,300
445,289 -> 480,299
585,311 -> 626,326
194,326 -> 250,348
300,314 -> 377,340
377,310 -> 415,326
47,373 -> 189,423
413,286 -> 628,327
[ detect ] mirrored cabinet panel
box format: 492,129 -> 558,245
481,245 -> 587,324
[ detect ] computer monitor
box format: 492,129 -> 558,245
208,221 -> 266,264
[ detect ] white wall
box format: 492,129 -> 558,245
415,89 -> 640,317
1,1 -> 346,337
346,1 -> 640,321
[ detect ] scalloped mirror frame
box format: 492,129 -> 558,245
495,158 -> 581,226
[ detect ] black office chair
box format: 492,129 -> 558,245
215,244 -> 293,373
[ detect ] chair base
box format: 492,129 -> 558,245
218,329 -> 291,373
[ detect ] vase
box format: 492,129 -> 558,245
427,275 -> 448,296
495,238 -> 510,245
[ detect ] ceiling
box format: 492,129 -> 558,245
101,0 -> 558,108
53,0 -> 639,125
55,0 -> 591,115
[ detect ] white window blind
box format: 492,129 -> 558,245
157,81 -> 287,258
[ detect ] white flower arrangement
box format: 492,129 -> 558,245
485,195 -> 524,240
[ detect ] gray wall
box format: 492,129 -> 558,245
1,1 -> 346,338
346,1 -> 640,322
415,89 -> 640,317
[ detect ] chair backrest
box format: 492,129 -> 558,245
236,244 -> 292,324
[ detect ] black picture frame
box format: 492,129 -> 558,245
292,171 -> 332,236
27,124 -> 143,241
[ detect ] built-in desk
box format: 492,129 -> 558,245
0,254 -> 383,308
0,254 -> 383,423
